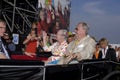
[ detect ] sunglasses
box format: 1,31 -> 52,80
75,28 -> 78,30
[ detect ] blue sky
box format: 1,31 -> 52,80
70,0 -> 120,44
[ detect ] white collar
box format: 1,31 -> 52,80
105,46 -> 109,50
100,46 -> 109,50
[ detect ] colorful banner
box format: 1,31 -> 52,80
38,0 -> 71,34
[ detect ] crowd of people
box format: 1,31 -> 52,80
0,19 -> 120,65
37,0 -> 70,36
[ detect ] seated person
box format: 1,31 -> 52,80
93,43 -> 100,59
31,21 -> 38,36
2,33 -> 16,54
67,33 -> 75,43
23,29 -> 38,57
43,29 -> 68,64
58,22 -> 96,64
0,19 -> 10,59
98,38 -> 117,61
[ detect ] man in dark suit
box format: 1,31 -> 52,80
0,19 -> 10,59
98,38 -> 117,61
98,38 -> 117,74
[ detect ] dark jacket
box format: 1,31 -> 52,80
98,48 -> 117,61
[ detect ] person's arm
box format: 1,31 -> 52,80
0,53 -> 8,59
42,31 -> 52,51
42,31 -> 47,47
23,34 -> 31,44
75,39 -> 96,61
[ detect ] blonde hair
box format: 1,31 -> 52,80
99,38 -> 109,45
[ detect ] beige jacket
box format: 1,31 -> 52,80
58,35 -> 96,64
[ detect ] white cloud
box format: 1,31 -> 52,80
83,1 -> 105,15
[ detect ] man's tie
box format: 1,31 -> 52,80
0,41 -> 5,53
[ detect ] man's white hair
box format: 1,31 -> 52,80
77,22 -> 89,34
